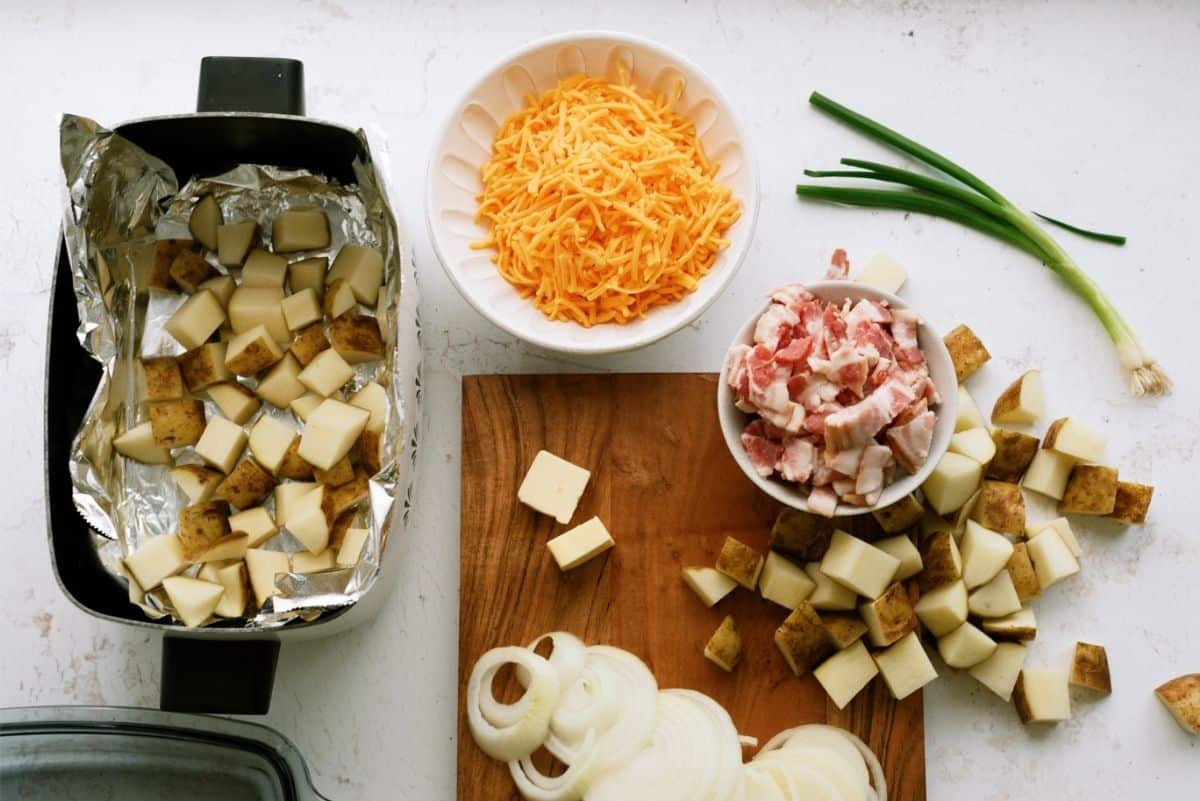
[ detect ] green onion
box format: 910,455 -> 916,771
797,92 -> 1168,396
1033,212 -> 1127,246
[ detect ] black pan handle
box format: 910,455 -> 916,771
197,56 -> 305,116
160,635 -> 281,714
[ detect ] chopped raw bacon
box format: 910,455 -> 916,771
777,437 -> 817,483
856,444 -> 894,497
753,303 -> 800,352
775,335 -> 814,366
770,283 -> 815,307
825,445 -> 864,477
741,420 -> 784,477
825,248 -> 851,280
807,486 -> 839,517
891,308 -> 924,367
886,410 -> 936,474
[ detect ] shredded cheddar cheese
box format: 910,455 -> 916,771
471,74 -> 741,326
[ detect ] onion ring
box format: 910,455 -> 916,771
467,646 -> 561,761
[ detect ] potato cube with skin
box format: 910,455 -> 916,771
358,428 -> 384,475
968,570 -> 1022,618
225,324 -> 284,377
955,386 -> 988,432
969,642 -> 1027,701
282,288 -> 322,331
328,470 -> 365,521
199,275 -> 237,309
921,452 -> 983,516
290,392 -> 325,423
329,313 -> 385,363
214,458 -> 276,509
774,602 -> 835,677
178,500 -> 232,561
949,428 -> 995,466
165,290 -> 225,350
516,450 -> 591,525
139,358 -> 184,402
938,622 -> 997,669
1006,542 -> 1041,602
229,506 -> 278,548
547,517 -> 614,571
716,537 -> 765,590
216,221 -> 257,267
1155,674 -> 1200,734
272,208 -> 330,252
249,416 -> 297,475
815,640 -> 879,709
871,494 -> 923,534
314,455 -> 354,487
872,535 -> 923,581
124,534 -> 187,590
170,465 -> 223,503
168,249 -> 214,294
860,582 -> 917,647
189,195 -> 222,250
1043,417 -> 1106,463
960,521 -> 1014,589
336,527 -> 369,567
703,615 -> 743,672
328,510 -> 356,551
873,632 -> 938,700
916,531 -> 962,592
276,439 -> 315,480
804,562 -> 857,610
199,560 -> 248,618
1070,642 -> 1112,694
949,488 -> 981,534
1021,448 -> 1075,500
241,249 -> 287,289
1027,528 -> 1079,589
291,548 -> 337,573
162,576 -> 225,628
682,566 -> 738,608
245,548 -> 291,607
194,416 -> 247,474
328,245 -> 384,306
148,399 -> 206,448
758,552 -> 816,609
323,278 -> 357,318
285,484 -> 335,554
290,324 -> 330,367
149,239 -> 194,291
206,381 -> 259,424
1027,517 -> 1080,556
179,343 -> 232,391
273,482 -> 317,527
986,428 -> 1040,482
298,348 -> 355,397
193,532 -> 249,563
982,607 -> 1037,641
971,480 -> 1026,535
1107,481 -> 1154,524
914,580 -> 968,637
853,253 -> 906,294
288,257 -> 327,297
943,324 -> 991,382
228,287 -> 289,343
991,370 -> 1044,425
770,509 -> 834,561
1014,669 -> 1070,724
113,421 -> 171,464
256,354 -> 307,409
819,530 -> 900,599
1059,464 -> 1119,515
348,382 -> 388,433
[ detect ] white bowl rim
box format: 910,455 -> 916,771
424,29 -> 761,355
716,280 -> 959,517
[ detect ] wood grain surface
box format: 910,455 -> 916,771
459,373 -> 925,801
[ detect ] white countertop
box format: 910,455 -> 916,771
1,0 -> 1196,797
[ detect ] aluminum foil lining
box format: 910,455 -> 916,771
59,114 -> 421,629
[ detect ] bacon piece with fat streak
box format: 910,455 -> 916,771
824,444 -> 864,477
760,402 -> 806,435
844,298 -> 893,331
892,398 -> 928,428
807,485 -> 839,518
820,304 -> 848,357
777,437 -> 817,483
808,340 -> 870,395
775,335 -> 813,366
824,378 -> 917,452
753,302 -> 800,352
856,444 -> 894,498
825,248 -> 851,280
887,409 -> 936,474
741,420 -> 784,477
891,308 -> 924,367
770,283 -> 815,307
747,345 -> 790,413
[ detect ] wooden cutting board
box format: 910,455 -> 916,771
459,373 -> 925,801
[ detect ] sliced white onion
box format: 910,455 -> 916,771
743,765 -> 789,801
750,757 -> 844,801
582,646 -> 658,775
528,631 -> 587,689
755,748 -> 863,801
739,735 -> 759,749
467,646 -> 561,761
550,660 -> 620,744
666,689 -> 743,801
778,726 -> 870,799
508,728 -> 598,801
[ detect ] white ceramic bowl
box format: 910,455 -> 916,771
717,281 -> 958,516
426,31 -> 759,355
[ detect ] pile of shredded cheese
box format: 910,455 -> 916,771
471,74 -> 741,326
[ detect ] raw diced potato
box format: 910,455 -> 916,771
822,612 -> 868,649
1006,542 -> 1041,602
1026,517 -> 1080,557
991,370 -> 1043,425
715,536 -> 765,590
300,399 -> 370,471
188,195 -> 222,250
249,416 -> 296,475
228,506 -> 278,548
272,207 -> 330,252
193,532 -> 248,563
288,257 -> 327,297
328,244 -> 384,306
113,421 -> 172,464
1013,669 -> 1070,724
348,382 -> 388,433
682,566 -> 737,607
853,253 -> 906,294
820,531 -> 900,599
703,615 -> 743,672
214,458 -> 276,509
139,357 -> 184,402
273,482 -> 317,527
290,323 -> 331,366
804,562 -> 857,610
949,428 -> 995,466
314,455 -> 354,487
199,274 -> 237,308
916,531 -> 962,592
285,484 -> 335,554
206,381 -> 260,424
982,607 -> 1037,642
245,548 -> 291,607
328,469 -> 367,522
814,640 -> 879,709
323,278 -> 356,318
148,398 -> 206,448
921,452 -> 983,516
1107,481 -> 1153,524
241,249 -> 287,288
124,534 -> 186,589
1043,417 -> 1106,463
943,324 -> 990,382
165,290 -> 225,350
774,602 -> 835,677
967,570 -> 1022,618
329,313 -> 385,363
162,576 -> 225,628
170,464 -> 223,503
178,500 -> 232,560
225,323 -> 284,377
298,348 -> 355,397
1059,464 -> 1118,515
199,560 -> 249,618
228,286 -> 288,343
874,535 -> 922,581
1155,674 -> 1200,734
281,288 -> 322,331
860,582 -> 917,647
873,631 -> 938,700
949,488 -> 981,533
546,517 -> 614,570
358,428 -> 383,475
758,551 -> 815,609
918,512 -> 956,539
914,579 -> 967,637
217,221 -> 257,267
194,416 -> 247,474
1026,528 -> 1079,589
871,494 -> 924,534
986,428 -> 1040,482
179,342 -> 232,390
256,354 -> 306,409
276,438 -> 315,480
336,527 -> 369,567
290,392 -> 325,422
1021,448 -> 1075,499
955,386 -> 988,432
938,622 -> 997,669
328,510 -> 356,551
969,642 -> 1027,701
150,239 -> 195,291
1070,642 -> 1111,694
960,521 -> 1014,590
168,249 -> 214,293
291,548 -> 337,573
971,480 -> 1026,535
770,509 -> 834,561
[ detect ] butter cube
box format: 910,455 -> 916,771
517,450 -> 591,524
274,481 -> 317,527
348,381 -> 388,432
229,505 -> 278,548
228,286 -> 288,343
165,289 -> 226,350
682,566 -> 737,608
328,245 -> 384,307
819,531 -> 901,599
241,249 -> 287,288
256,354 -> 306,409
206,381 -> 260,424
337,527 -> 369,567
814,641 -> 880,709
291,548 -> 337,573
298,399 -> 370,470
225,323 -> 283,376
113,421 -> 171,464
124,534 -> 187,590
288,257 -> 327,297
298,348 -> 354,397
245,548 -> 291,607
194,416 -> 247,474
281,288 -> 322,331
216,221 -> 257,267
272,208 -> 330,252
248,415 -> 297,475
546,516 -> 614,571
285,484 -> 334,554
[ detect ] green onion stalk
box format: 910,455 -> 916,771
796,92 -> 1169,397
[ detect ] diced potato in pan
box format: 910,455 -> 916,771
165,290 -> 225,350
291,549 -> 337,574
314,455 -> 354,487
229,286 -> 289,344
281,288 -> 322,331
272,207 -> 330,252
124,533 -> 187,590
328,244 -> 384,306
214,458 -> 276,510
228,506 -> 278,548
162,576 -> 225,628
298,348 -> 355,397
168,249 -> 214,293
336,527 -> 369,567
290,323 -> 331,367
245,548 -> 291,608
194,416 -> 247,474
256,354 -> 307,409
113,421 -> 172,464
216,221 -> 257,267
138,357 -> 184,402
188,195 -> 222,250
323,278 -> 356,318
206,381 -> 260,425
178,499 -> 232,561
179,342 -> 232,390
288,257 -> 327,297
329,313 -> 385,364
148,398 -> 206,448
285,484 -> 335,554
170,464 -> 222,503
225,324 -> 284,377
198,560 -> 249,618
199,274 -> 237,308
241,249 -> 287,289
